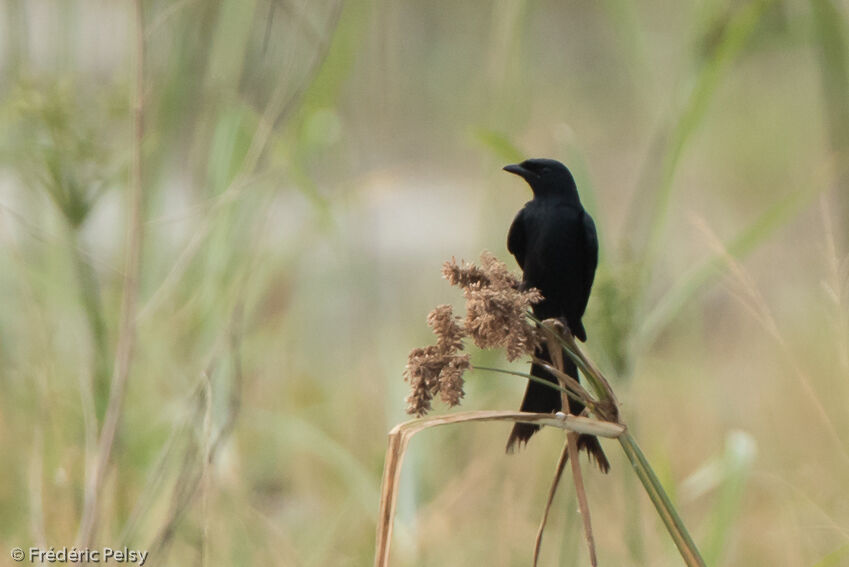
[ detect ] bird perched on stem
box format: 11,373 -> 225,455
503,158 -> 609,472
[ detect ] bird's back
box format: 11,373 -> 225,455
514,197 -> 592,337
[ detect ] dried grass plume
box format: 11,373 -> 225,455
404,252 -> 542,416
444,251 -> 541,360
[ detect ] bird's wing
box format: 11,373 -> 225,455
507,208 -> 527,269
581,210 -> 598,306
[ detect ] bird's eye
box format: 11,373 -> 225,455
541,167 -> 550,173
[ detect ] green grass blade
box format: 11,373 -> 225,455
638,187 -> 814,351
625,0 -> 775,271
474,128 -> 525,164
699,431 -> 757,565
250,411 -> 380,517
813,543 -> 849,567
619,431 -> 706,567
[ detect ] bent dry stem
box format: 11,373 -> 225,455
378,341 -> 707,567
389,255 -> 706,566
374,411 -> 625,567
539,320 -> 707,567
374,402 -> 706,567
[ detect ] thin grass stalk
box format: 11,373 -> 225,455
567,430 -> 597,566
137,0 -> 344,322
67,227 -> 110,420
143,307 -> 244,561
544,330 -> 598,566
28,427 -> 47,547
530,357 -> 596,408
619,431 -> 706,567
532,317 -> 705,565
533,439 -> 570,567
76,0 -> 146,546
624,0 -> 774,280
560,332 -> 618,411
811,0 -> 849,247
530,317 -> 619,420
373,411 -> 624,567
473,365 -> 587,407
695,214 -> 849,466
820,197 -> 849,373
638,189 -> 814,352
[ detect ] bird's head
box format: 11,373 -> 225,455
503,158 -> 579,200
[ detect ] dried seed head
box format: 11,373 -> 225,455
404,347 -> 471,416
464,286 -> 541,361
480,250 -> 522,291
404,346 -> 442,416
442,257 -> 489,289
404,306 -> 470,416
405,252 -> 543,415
427,304 -> 465,353
445,251 -> 542,361
405,379 -> 433,417
438,354 -> 470,406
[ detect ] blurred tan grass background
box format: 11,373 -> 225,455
1,1 -> 848,565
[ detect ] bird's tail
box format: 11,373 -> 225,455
506,346 -> 561,452
505,422 -> 539,452
577,433 -> 610,473
506,345 -> 609,473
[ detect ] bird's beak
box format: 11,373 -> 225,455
503,163 -> 527,177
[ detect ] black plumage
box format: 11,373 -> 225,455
503,158 -> 608,472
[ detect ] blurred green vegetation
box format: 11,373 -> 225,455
1,1 -> 848,565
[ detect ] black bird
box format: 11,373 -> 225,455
503,158 -> 609,472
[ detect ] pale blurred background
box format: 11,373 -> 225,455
1,1 -> 848,565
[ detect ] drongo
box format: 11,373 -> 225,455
503,158 -> 608,472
